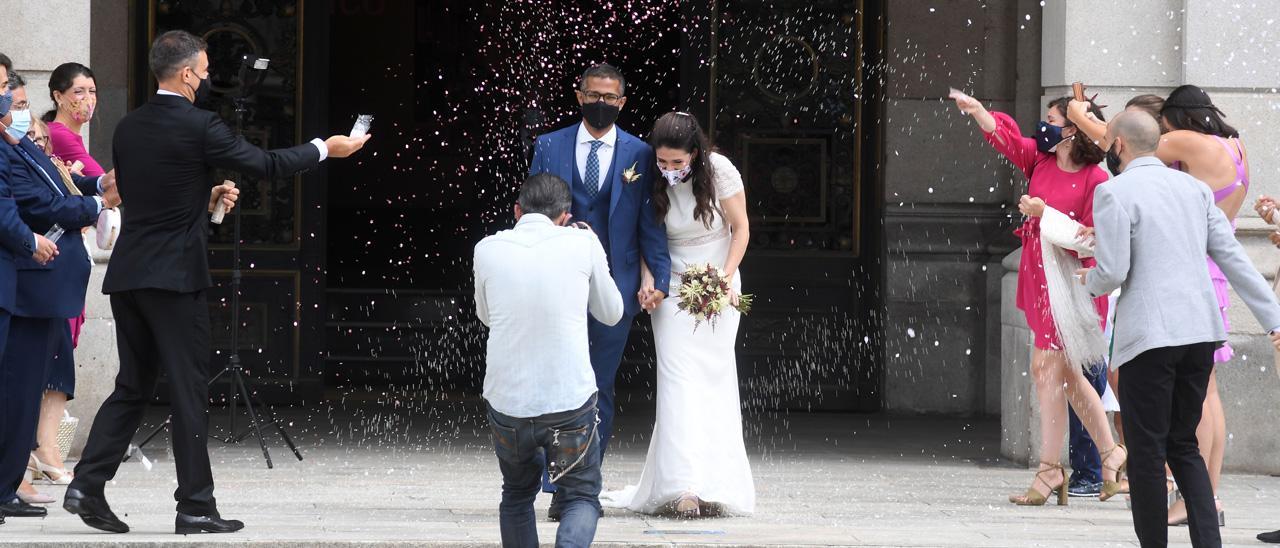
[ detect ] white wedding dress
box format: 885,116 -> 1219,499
602,152 -> 755,515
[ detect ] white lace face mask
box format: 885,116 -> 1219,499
661,165 -> 692,186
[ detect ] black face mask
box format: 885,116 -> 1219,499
1106,142 -> 1122,176
581,101 -> 620,130
187,73 -> 213,110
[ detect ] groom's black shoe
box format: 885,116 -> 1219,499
0,498 -> 48,517
176,511 -> 244,534
63,488 -> 129,533
1259,529 -> 1280,543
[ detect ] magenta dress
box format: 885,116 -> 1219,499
48,121 -> 105,177
984,112 -> 1110,350
46,121 -> 100,349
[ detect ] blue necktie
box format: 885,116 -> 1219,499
584,140 -> 603,199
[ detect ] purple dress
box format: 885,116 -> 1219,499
1185,136 -> 1250,364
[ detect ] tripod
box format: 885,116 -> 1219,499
126,57 -> 302,469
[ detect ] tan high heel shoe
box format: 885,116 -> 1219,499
1099,444 -> 1128,502
1009,462 -> 1068,506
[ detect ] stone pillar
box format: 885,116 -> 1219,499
880,0 -> 1037,416
1002,0 -> 1280,474
999,250 -> 1034,464
1,0 -> 128,458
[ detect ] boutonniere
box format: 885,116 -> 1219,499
622,162 -> 641,184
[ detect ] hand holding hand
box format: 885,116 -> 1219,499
1271,329 -> 1280,352
208,181 -> 239,214
32,234 -> 58,265
638,267 -> 657,312
1018,195 -> 1046,217
1269,231 -> 1280,248
641,289 -> 666,311
325,134 -> 371,159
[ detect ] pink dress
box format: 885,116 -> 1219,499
984,112 -> 1109,350
46,121 -> 101,347
1178,136 -> 1250,364
48,121 -> 105,177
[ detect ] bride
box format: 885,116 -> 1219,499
603,111 -> 754,517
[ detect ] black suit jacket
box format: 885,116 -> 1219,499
103,93 -> 321,294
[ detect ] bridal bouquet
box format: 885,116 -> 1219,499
676,263 -> 753,331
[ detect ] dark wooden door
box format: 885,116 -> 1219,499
679,0 -> 884,412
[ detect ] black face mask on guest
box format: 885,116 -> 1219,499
192,75 -> 213,110
581,101 -> 620,130
1106,141 -> 1123,176
184,70 -> 214,110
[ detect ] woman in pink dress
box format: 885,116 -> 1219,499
44,62 -> 103,177
952,91 -> 1128,506
29,62 -> 102,485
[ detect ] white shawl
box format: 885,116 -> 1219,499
1039,206 -> 1108,371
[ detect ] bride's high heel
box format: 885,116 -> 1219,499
1099,444 -> 1128,502
1009,462 -> 1067,506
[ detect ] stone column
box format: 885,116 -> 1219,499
1002,0 -> 1280,474
880,0 -> 1037,416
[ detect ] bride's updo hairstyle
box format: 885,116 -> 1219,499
649,111 -> 719,228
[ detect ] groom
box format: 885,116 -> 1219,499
528,63 -> 671,513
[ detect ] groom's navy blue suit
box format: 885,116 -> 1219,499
528,122 -> 670,457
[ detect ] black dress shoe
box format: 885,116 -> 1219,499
1259,529 -> 1280,543
176,511 -> 244,534
547,491 -> 563,522
62,487 -> 129,533
0,498 -> 48,517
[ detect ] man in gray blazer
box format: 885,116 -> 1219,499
1081,110 -> 1280,548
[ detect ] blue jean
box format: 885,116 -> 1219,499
488,395 -> 601,548
1068,361 -> 1108,483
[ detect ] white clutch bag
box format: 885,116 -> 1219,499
96,208 -> 120,250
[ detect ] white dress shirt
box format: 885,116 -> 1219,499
575,122 -> 616,192
155,89 -> 328,161
474,213 -> 624,417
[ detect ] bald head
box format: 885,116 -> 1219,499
1110,110 -> 1161,154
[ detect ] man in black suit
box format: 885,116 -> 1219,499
64,30 -> 369,535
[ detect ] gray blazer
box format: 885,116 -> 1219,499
1085,156 -> 1280,368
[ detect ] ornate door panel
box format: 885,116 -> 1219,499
684,0 -> 882,411
137,0 -> 323,399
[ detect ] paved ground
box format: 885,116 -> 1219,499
1,400 -> 1277,547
